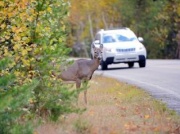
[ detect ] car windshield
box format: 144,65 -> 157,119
102,31 -> 137,43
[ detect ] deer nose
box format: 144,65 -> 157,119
98,55 -> 102,60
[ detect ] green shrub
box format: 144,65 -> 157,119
0,0 -> 86,133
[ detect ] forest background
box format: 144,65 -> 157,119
0,0 -> 180,134
68,0 -> 180,59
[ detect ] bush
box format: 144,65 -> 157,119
0,0 -> 84,133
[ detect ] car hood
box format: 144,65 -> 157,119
103,41 -> 143,49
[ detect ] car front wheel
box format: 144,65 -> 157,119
139,60 -> 146,68
101,61 -> 108,70
90,54 -> 93,59
128,62 -> 134,68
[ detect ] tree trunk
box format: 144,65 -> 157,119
176,31 -> 180,59
102,12 -> 108,29
88,13 -> 94,41
82,41 -> 89,58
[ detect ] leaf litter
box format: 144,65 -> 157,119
36,75 -> 180,134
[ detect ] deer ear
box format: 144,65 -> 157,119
92,44 -> 96,49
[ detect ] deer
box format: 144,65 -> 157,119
56,44 -> 103,104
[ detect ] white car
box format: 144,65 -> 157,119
91,28 -> 147,70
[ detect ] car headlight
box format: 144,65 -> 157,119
104,48 -> 112,52
138,45 -> 145,51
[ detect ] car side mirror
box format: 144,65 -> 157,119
94,40 -> 100,44
138,37 -> 144,42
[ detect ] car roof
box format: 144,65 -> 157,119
98,28 -> 132,34
97,28 -> 137,38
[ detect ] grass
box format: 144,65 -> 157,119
36,75 -> 180,134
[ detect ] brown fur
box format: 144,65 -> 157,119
59,45 -> 103,104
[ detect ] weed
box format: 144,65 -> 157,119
74,118 -> 92,134
36,75 -> 180,134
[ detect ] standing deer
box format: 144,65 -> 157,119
58,44 -> 103,104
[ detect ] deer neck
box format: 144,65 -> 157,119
89,58 -> 100,72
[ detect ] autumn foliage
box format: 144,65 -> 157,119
37,76 -> 180,134
0,0 -> 80,133
68,0 -> 180,59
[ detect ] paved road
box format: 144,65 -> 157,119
95,60 -> 180,114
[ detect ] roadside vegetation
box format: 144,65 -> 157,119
0,0 -> 180,134
0,1 -> 83,133
36,75 -> 180,134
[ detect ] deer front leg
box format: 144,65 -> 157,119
84,90 -> 87,104
76,79 -> 81,88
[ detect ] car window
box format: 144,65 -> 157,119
117,35 -> 136,42
103,35 -> 116,43
95,33 -> 100,41
102,30 -> 138,43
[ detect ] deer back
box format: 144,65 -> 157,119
60,61 -> 79,81
76,59 -> 99,80
60,44 -> 103,81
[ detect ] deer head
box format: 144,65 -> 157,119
92,44 -> 103,60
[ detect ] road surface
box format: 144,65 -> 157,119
95,59 -> 180,114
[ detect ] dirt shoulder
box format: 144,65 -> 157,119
36,75 -> 180,134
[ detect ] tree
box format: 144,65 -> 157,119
0,0 -> 82,133
150,0 -> 180,58
68,0 -> 120,57
68,0 -> 180,59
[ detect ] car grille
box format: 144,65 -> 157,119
116,48 -> 135,52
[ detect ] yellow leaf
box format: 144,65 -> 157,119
50,46 -> 55,50
22,58 -> 30,67
30,57 -> 35,62
20,12 -> 26,19
29,98 -> 34,104
124,123 -> 130,130
14,71 -> 21,77
0,37 -> 5,42
1,23 -> 6,29
26,47 -> 32,51
12,26 -> 17,33
47,82 -> 51,87
15,56 -> 20,62
118,91 -> 123,95
7,12 -> 14,18
13,44 -> 21,51
4,47 -> 9,56
30,9 -> 34,13
0,1 -> 4,6
24,78 -> 32,83
5,36 -> 10,40
177,5 -> 180,15
14,35 -> 21,41
144,115 -> 150,119
9,61 -> 16,68
21,49 -> 28,56
22,36 -> 28,41
88,110 -> 94,116
47,7 -> 52,12
62,25 -> 66,31
33,131 -> 38,134
22,25 -> 27,31
27,16 -> 34,22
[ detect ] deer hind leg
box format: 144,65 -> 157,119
82,80 -> 88,104
75,79 -> 81,105
76,79 -> 88,104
